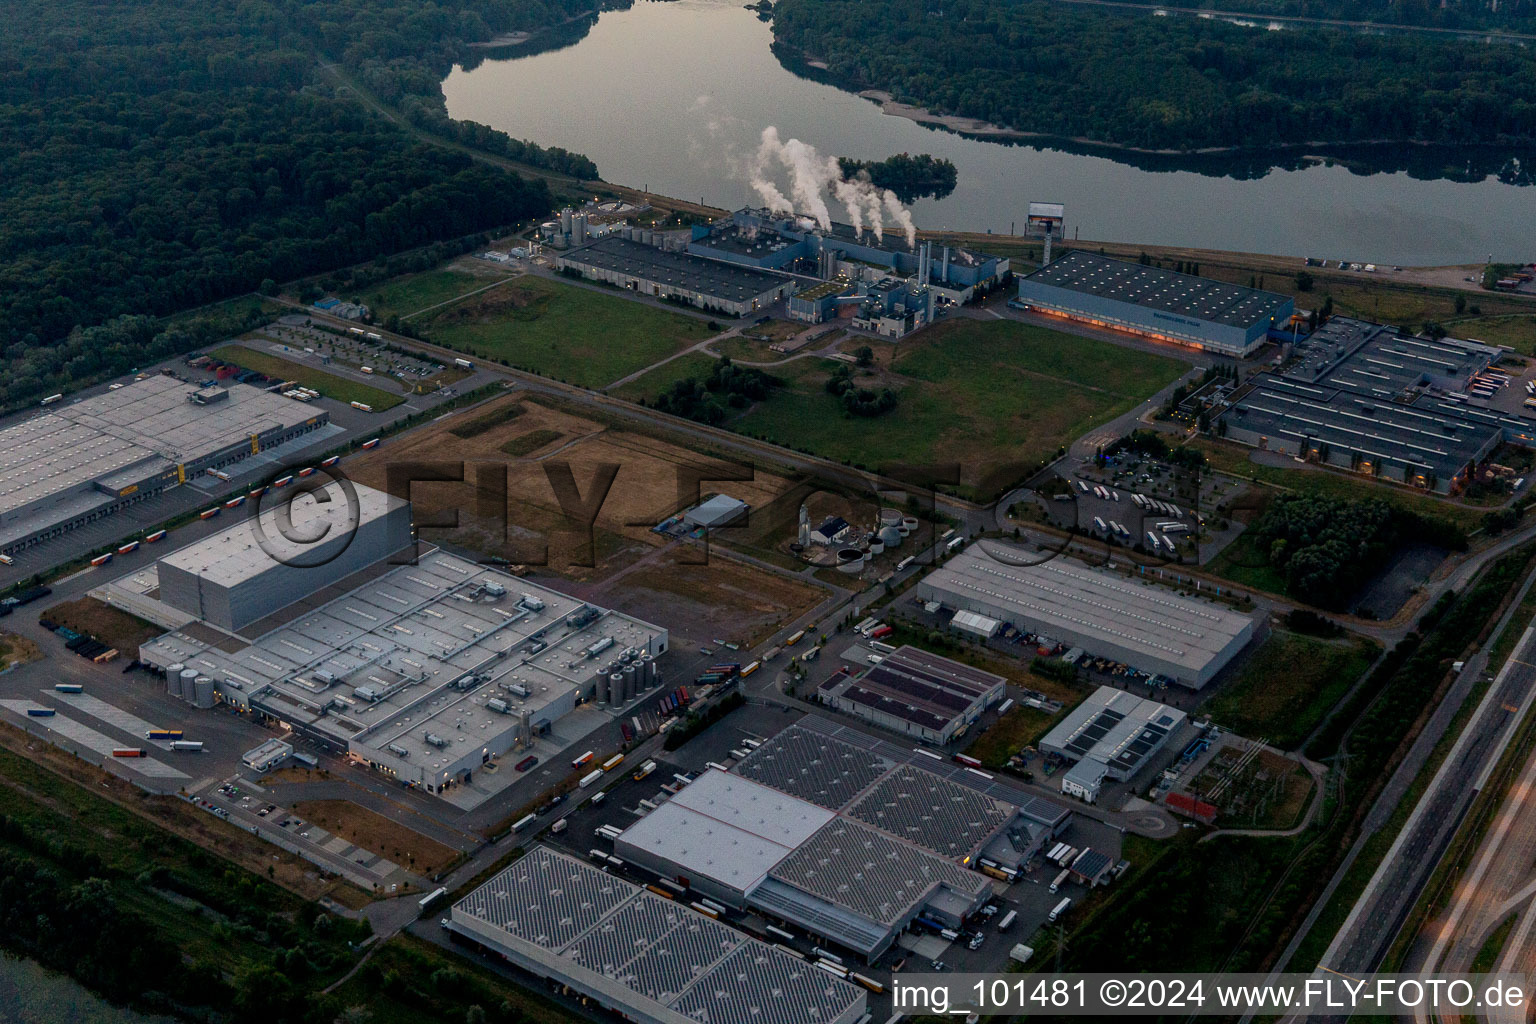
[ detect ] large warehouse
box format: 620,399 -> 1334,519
553,236 -> 798,316
917,546 -> 1257,688
1040,686 -> 1188,800
816,645 -> 1005,744
449,846 -> 867,1024
1215,317 -> 1535,493
1015,251 -> 1295,357
616,716 -> 1070,959
0,376 -> 329,554
111,486 -> 669,793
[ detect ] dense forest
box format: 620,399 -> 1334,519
1247,493 -> 1465,608
837,152 -> 958,202
0,0 -> 608,408
771,0 -> 1536,151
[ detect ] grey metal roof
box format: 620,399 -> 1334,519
560,237 -> 791,303
844,762 -> 1016,860
684,494 -> 749,529
454,847 -> 863,1024
830,645 -> 1004,731
922,548 -> 1255,677
1023,251 -> 1291,329
615,769 -> 836,896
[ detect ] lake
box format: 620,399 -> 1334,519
443,0 -> 1535,265
0,953 -> 172,1024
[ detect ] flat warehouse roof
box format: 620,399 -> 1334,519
921,547 -> 1255,677
616,769 -> 836,895
1023,251 -> 1291,329
1040,686 -> 1186,776
0,375 -> 317,518
561,236 -> 791,302
453,847 -> 863,1024
844,762 -> 1016,860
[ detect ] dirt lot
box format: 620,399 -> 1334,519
345,394 -> 796,576
1190,747 -> 1315,831
41,596 -> 163,658
293,799 -> 460,875
0,632 -> 41,670
583,548 -> 825,649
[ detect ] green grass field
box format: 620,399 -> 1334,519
1454,313 -> 1536,353
732,319 -> 1188,499
964,705 -> 1059,767
1203,630 -> 1379,749
417,275 -> 715,389
610,352 -> 720,402
210,344 -> 404,410
362,268 -> 505,320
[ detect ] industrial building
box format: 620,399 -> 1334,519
916,546 -> 1257,689
815,645 -> 1004,744
448,846 -> 867,1024
1040,686 -> 1188,800
617,716 -> 1068,959
1015,251 -> 1295,358
682,494 -> 749,530
1215,317 -> 1535,493
553,236 -> 798,317
691,209 -> 1010,302
107,485 -> 668,794
0,376 -> 330,554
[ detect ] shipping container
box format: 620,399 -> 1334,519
815,961 -> 849,979
350,402 -> 373,412
996,910 -> 1018,932
41,394 -> 63,405
26,708 -> 54,718
572,751 -> 595,770
454,358 -> 474,369
90,553 -> 113,566
551,818 -> 569,834
146,729 -> 183,740
579,769 -> 604,788
850,973 -> 885,993
361,438 -> 380,449
632,760 -> 657,781
198,508 -> 219,520
689,902 -> 720,919
740,660 -> 760,677
223,496 -> 244,509
170,740 -> 204,751
274,475 -> 293,487
765,925 -> 797,943
112,748 -> 146,758
786,629 -> 805,646
1048,898 -> 1072,922
1010,943 -> 1035,965
144,530 -> 166,543
419,887 -> 448,910
645,884 -> 676,901
54,683 -> 82,694
297,467 -> 315,478
512,814 -> 537,832
320,455 -> 340,467
953,753 -> 983,768
602,754 -> 625,772
1050,869 -> 1070,893
117,541 -> 139,555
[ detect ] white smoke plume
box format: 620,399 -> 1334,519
744,126 -> 919,247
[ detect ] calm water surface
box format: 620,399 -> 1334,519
444,0 -> 1536,264
0,953 -> 172,1024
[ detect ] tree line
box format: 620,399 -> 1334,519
1,0 -> 611,403
770,0 -> 1536,152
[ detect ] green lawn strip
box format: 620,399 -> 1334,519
1473,914 -> 1518,973
208,344 -> 404,410
418,276 -> 714,389
1203,631 -> 1380,750
362,268 -> 499,319
964,706 -> 1059,768
499,428 -> 565,457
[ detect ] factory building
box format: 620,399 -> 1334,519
1015,251 -> 1295,358
681,494 -> 750,530
448,846 -> 867,1024
691,209 -> 1010,301
816,645 -> 1004,744
1040,686 -> 1188,798
553,236 -> 798,317
618,716 -> 1069,959
916,546 -> 1257,689
109,485 -> 668,794
0,376 -> 329,554
1215,317 -> 1534,494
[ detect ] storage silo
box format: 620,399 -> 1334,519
166,663 -> 184,697
878,525 -> 904,549
194,676 -> 215,709
179,668 -> 198,702
609,673 -> 624,704
624,664 -> 638,702
560,208 -> 573,234
640,655 -> 655,689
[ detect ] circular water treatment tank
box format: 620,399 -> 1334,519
901,515 -> 920,531
868,539 -> 885,556
878,525 -> 904,548
835,547 -> 862,563
879,508 -> 903,526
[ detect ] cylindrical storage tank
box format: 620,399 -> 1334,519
641,655 -> 655,688
179,668 -> 198,702
901,515 -> 920,532
878,525 -> 904,548
868,539 -> 885,555
609,673 -> 624,704
167,663 -> 184,696
836,548 -> 862,575
624,664 -> 638,701
194,676 -> 215,709
560,208 -> 573,234
879,508 -> 902,526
